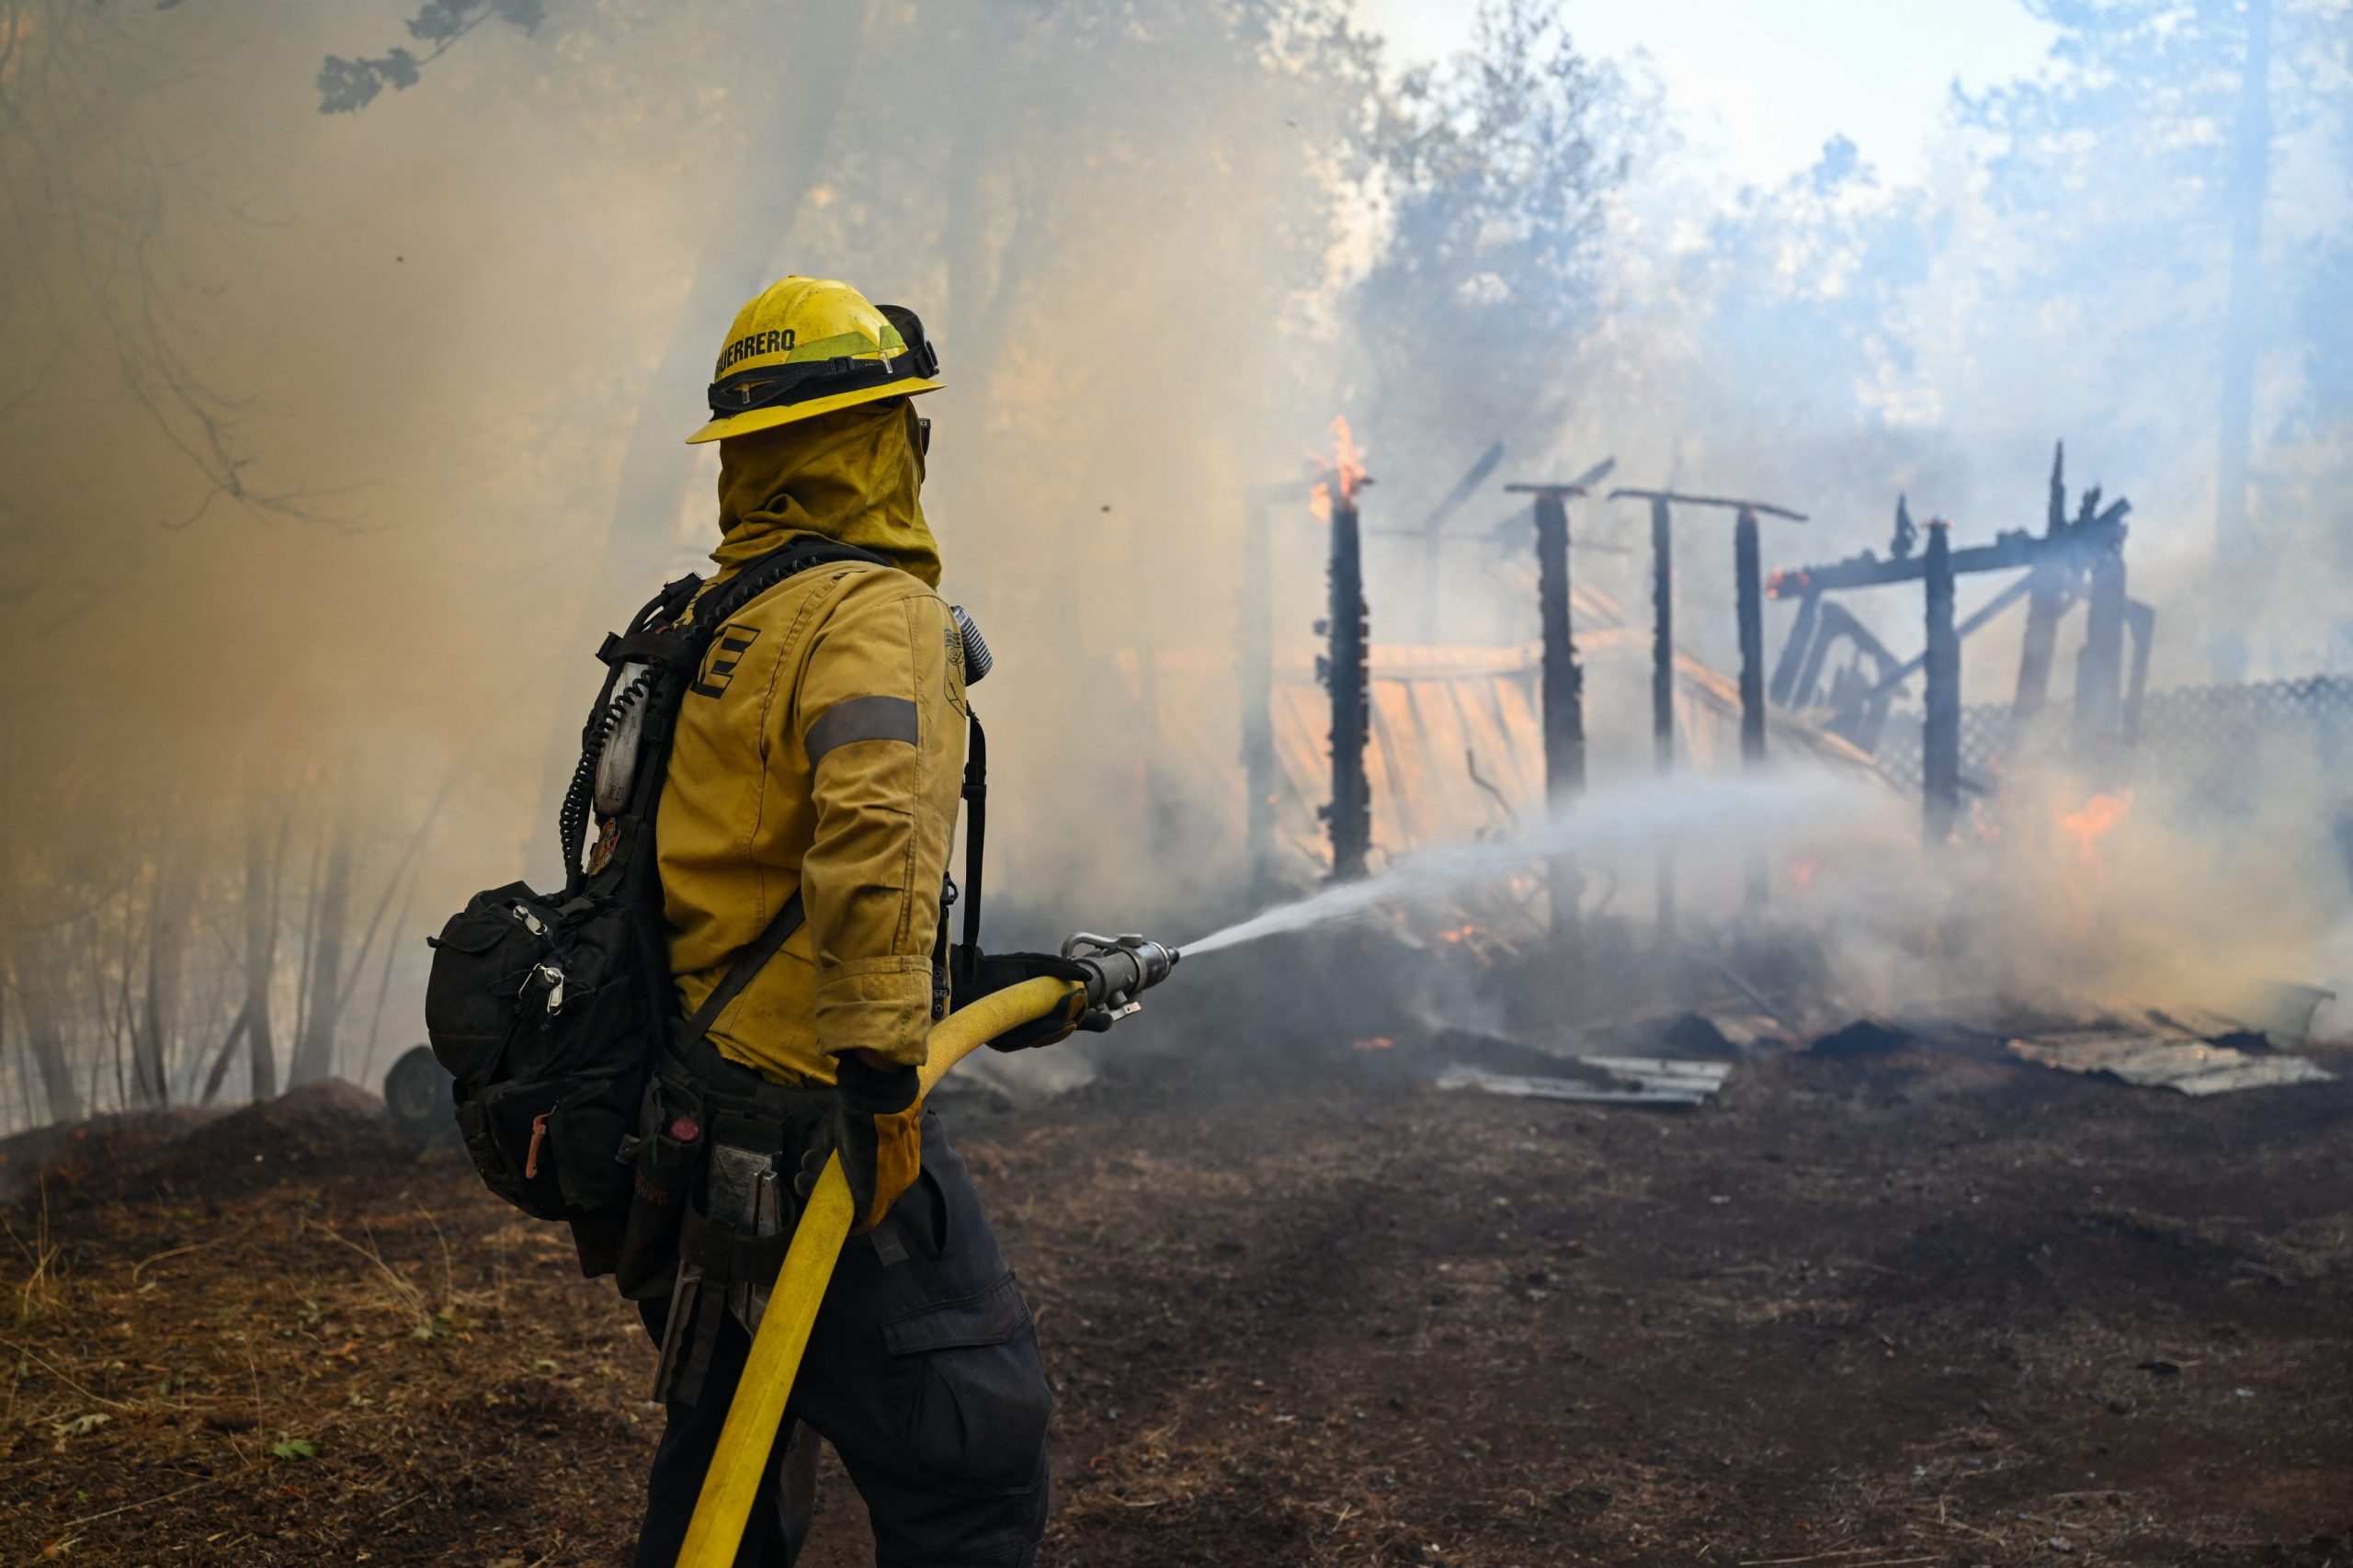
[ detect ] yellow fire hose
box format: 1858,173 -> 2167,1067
675,974 -> 1083,1566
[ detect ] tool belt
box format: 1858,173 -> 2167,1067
622,1036 -> 823,1404
630,1037 -> 920,1406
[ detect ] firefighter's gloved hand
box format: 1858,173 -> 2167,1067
967,951 -> 1093,1052
798,1054 -> 922,1233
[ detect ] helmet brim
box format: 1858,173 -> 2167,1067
685,377 -> 942,446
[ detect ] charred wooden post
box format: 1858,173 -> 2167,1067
1734,511 -> 1768,767
1240,494 -> 1277,902
1535,496 -> 1586,792
1324,484 -> 1371,881
1922,520 -> 1961,843
2072,531 -> 2130,779
2013,441 -> 2072,741
1539,492 -> 1583,945
1734,508 -> 1769,904
1650,496 -> 1677,940
1506,487 -> 1589,803
1508,477 -> 1604,950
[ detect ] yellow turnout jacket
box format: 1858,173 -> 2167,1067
658,401 -> 966,1084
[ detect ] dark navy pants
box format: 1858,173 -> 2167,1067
632,1115 -> 1051,1567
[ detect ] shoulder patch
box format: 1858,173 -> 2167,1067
943,624 -> 969,714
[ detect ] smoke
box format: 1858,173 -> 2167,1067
1,0 -> 2347,1130
1306,1 -> 2353,1036
1787,756 -> 2351,1028
0,1 -> 1392,1121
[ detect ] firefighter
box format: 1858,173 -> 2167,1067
633,277 -> 1051,1566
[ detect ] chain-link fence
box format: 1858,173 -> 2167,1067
1875,675 -> 2353,811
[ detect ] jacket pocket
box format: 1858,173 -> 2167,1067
880,1272 -> 1051,1488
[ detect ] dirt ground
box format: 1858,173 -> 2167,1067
3,1033 -> 2349,1567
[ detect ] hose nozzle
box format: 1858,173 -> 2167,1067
1060,932 -> 1181,1031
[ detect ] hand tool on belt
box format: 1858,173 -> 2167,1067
654,1141 -> 788,1406
642,1047 -> 849,1407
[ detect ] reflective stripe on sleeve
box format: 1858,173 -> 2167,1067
805,695 -> 920,767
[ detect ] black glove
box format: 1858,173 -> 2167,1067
796,1054 -> 921,1233
961,950 -> 1093,1051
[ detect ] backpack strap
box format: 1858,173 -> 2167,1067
562,539 -> 894,892
949,709 -> 987,997
671,892 -> 805,1052
597,573 -> 708,671
685,538 -> 891,635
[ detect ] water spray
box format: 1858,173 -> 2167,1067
1183,771 -> 1883,959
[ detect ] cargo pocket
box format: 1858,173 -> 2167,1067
458,1076 -> 631,1222
454,1094 -> 528,1209
550,1076 -> 634,1215
881,1272 -> 1051,1489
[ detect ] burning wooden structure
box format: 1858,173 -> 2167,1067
1766,444 -> 2154,828
1179,593 -> 1879,925
1227,446 -> 1870,920
1317,424 -> 1373,881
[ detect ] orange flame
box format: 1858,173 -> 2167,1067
1353,1036 -> 1396,1051
1307,414 -> 1365,521
2058,789 -> 2133,863
1332,415 -> 1365,502
1786,858 -> 1818,891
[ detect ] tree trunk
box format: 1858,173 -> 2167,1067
132,845 -> 193,1107
199,1005 -> 251,1106
244,809 -> 282,1098
289,825 -> 353,1088
11,942 -> 81,1126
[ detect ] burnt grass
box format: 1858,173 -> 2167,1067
2,1041 -> 2348,1567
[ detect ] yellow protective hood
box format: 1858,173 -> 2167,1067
712,399 -> 941,588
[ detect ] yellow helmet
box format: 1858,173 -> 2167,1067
686,276 -> 941,445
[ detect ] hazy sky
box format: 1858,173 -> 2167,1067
1356,0 -> 2063,187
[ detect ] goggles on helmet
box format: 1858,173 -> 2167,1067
704,304 -> 939,420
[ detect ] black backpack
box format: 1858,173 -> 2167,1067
423,539 -> 886,1236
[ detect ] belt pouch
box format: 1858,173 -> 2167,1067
616,1113 -> 705,1301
